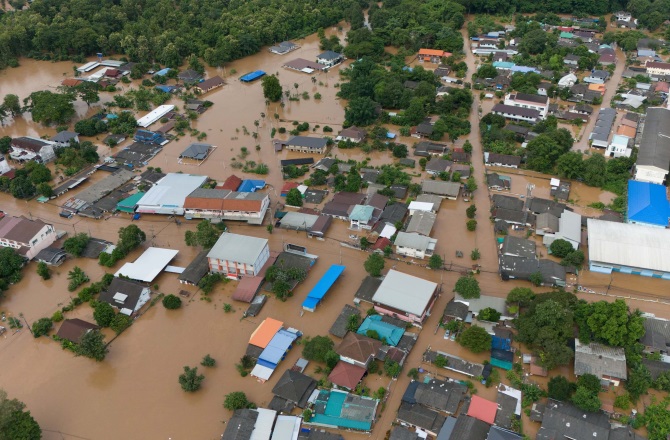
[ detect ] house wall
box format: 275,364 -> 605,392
135,288 -> 151,312
184,197 -> 269,222
208,242 -> 270,277
634,165 -> 667,185
339,355 -> 368,369
647,66 -> 670,76
373,291 -> 437,325
0,224 -> 56,260
504,96 -> 548,118
286,145 -> 325,154
589,260 -> 670,279
606,143 -> 632,158
395,245 -> 428,259
492,109 -> 538,123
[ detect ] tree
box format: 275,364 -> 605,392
392,144 -> 408,158
32,317 -> 52,337
224,391 -> 255,411
286,188 -> 303,207
162,294 -> 182,310
470,248 -> 480,260
93,302 -> 116,327
364,253 -> 385,277
184,220 -> 224,249
0,136 -> 11,154
582,154 -> 607,187
478,307 -> 501,322
428,254 -> 443,270
23,90 -> 76,125
562,250 -> 585,267
577,374 -> 602,394
577,300 -> 645,348
465,176 -> 478,192
454,276 -> 480,299
466,204 -> 476,219
345,96 -> 378,126
325,350 -> 340,369
529,271 -> 543,286
261,75 -> 283,102
63,233 -> 90,257
626,364 -> 651,402
346,314 -> 361,332
37,182 -> 53,198
76,81 -> 100,106
201,354 -> 216,367
75,329 -> 108,361
507,287 -> 535,307
549,239 -> 574,258
466,220 -> 477,231
117,224 -> 146,253
179,366 -> 205,392
67,266 -> 89,291
548,375 -> 576,401
1,94 -> 21,117
434,354 -> 448,368
458,325 -> 492,353
36,261 -> 50,280
302,336 -> 334,362
0,390 -> 41,440
556,151 -> 584,180
110,314 -> 132,334
572,386 -> 601,412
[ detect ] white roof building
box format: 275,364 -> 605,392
136,173 -> 208,215
270,415 -> 301,440
587,218 -> 670,277
408,201 -> 436,215
250,408 -> 277,440
371,270 -> 438,324
136,104 -> 175,128
114,247 -> 179,282
207,232 -> 270,278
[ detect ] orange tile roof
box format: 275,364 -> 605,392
419,48 -> 445,56
588,84 -> 605,94
616,125 -> 636,138
249,318 -> 283,348
467,395 -> 498,424
61,78 -> 82,87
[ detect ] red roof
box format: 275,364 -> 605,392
61,78 -> 82,87
327,361 -> 366,390
656,81 -> 670,93
372,237 -> 391,251
467,395 -> 498,424
232,276 -> 264,303
220,175 -> 242,191
281,181 -> 300,194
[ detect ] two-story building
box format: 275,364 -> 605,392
646,61 -> 670,77
183,189 -> 270,224
9,137 -> 56,163
503,93 -> 549,119
371,270 -> 438,325
207,232 -> 270,278
0,215 -> 57,260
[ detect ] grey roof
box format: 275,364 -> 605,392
492,104 -> 541,119
380,203 -> 408,224
536,212 -> 559,231
504,124 -> 529,135
500,255 -> 566,285
487,173 -> 510,189
589,70 -> 609,79
536,400 -> 611,440
637,107 -> 670,170
443,299 -> 469,321
99,277 -> 147,311
397,402 -> 446,434
501,236 -> 536,259
35,247 -> 67,265
590,108 -> 617,143
448,415 -> 490,440
179,143 -> 212,160
426,158 -> 452,173
493,208 -> 534,226
354,276 -> 383,303
414,141 -> 448,157
313,157 -> 336,171
492,194 -> 524,211
286,136 -> 328,149
389,427 -> 421,440
641,317 -> 670,350
416,194 -> 443,211
527,198 -> 567,216
485,153 -> 521,167
329,304 -> 360,338
372,270 -> 438,317
271,370 -> 317,408
394,232 -> 436,252
402,379 -> 467,414
574,340 -> 627,380
50,131 -> 78,143
494,392 -> 518,430
487,426 -> 522,440
318,50 -> 342,61
207,233 -> 268,265
178,250 -> 210,285
643,358 -> 670,380
510,92 -> 548,104
406,211 -> 437,236
421,180 -> 460,197
304,189 -> 328,204
222,409 -> 258,440
298,429 -> 344,440
609,426 -> 646,440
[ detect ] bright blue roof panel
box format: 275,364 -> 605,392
302,265 -> 345,311
238,179 -> 266,192
627,180 -> 670,227
240,70 -> 266,82
356,315 -> 405,346
259,329 -> 297,365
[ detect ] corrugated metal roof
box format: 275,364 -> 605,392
372,270 -> 437,317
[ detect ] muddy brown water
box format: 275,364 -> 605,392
0,22 -> 664,439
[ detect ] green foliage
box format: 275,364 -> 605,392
23,90 -> 76,125
576,300 -> 645,351
110,314 -> 132,334
198,273 -> 226,295
466,204 -> 476,219
454,276 -> 480,299
303,409 -> 313,422
0,247 -> 24,297
201,354 -> 216,367
457,325 -> 492,353
162,294 -> 182,310
286,188 -> 303,207
51,310 -> 64,322
466,219 -> 477,231
577,374 -> 601,394
529,272 -> 543,287
55,141 -> 100,175
224,392 -> 255,411
639,399 -> 670,440
100,225 -> 146,267
223,303 -> 233,313
549,239 -> 573,258
63,233 -> 90,257
184,220 -> 225,249
478,307 -> 501,322
407,368 -> 419,380
614,393 -> 631,410
470,248 -> 481,261
179,366 -> 204,392
302,336 -> 334,363
93,302 -> 116,327
67,266 -> 89,292
626,364 -> 651,402
324,350 -> 340,370
428,254 -> 443,270
75,329 -> 108,361
434,354 -> 448,368
392,143 -> 408,158
384,359 -> 401,378
36,261 -> 50,280
561,250 -> 585,268
548,375 -> 575,401
346,314 -> 361,332
364,253 -> 385,277
572,386 -> 601,412
261,75 -> 283,102
344,96 -> 378,127
32,317 -> 52,338
0,390 -> 42,440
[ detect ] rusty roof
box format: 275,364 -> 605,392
336,332 -> 382,364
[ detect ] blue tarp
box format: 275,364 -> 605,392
302,265 -> 345,311
155,85 -> 178,93
154,68 -> 171,76
492,335 -> 512,351
490,358 -> 513,370
238,179 -> 266,192
357,315 -> 405,346
258,329 -> 298,368
240,70 -> 266,82
491,349 -> 514,363
627,180 -> 670,227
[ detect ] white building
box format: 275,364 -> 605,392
136,173 -> 208,215
634,107 -> 670,184
9,137 -> 56,163
0,215 -> 56,260
394,232 -> 437,259
371,270 -> 438,324
207,232 -> 270,278
645,61 -> 670,77
558,73 -> 577,88
606,134 -> 632,158
503,93 -> 549,118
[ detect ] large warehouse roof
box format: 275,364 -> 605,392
114,247 -> 179,282
137,173 -> 208,210
587,218 -> 670,272
207,232 -> 268,265
372,270 -> 437,316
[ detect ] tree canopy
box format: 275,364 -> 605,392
302,336 -> 334,363
454,276 -> 480,299
0,390 -> 41,440
364,253 -> 385,277
457,325 -> 492,353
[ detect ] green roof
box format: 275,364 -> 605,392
560,32 -> 574,38
116,192 -> 145,213
356,315 -> 405,346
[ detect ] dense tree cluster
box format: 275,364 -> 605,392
0,389 -> 41,439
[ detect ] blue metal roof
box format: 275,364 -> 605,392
258,329 -> 298,367
302,265 -> 345,311
356,315 -> 405,346
240,70 -> 266,82
154,68 -> 171,76
627,180 -> 670,227
238,179 -> 266,192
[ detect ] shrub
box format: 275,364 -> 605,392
36,261 -> 51,280
179,366 -> 204,392
224,391 -> 255,410
110,314 -> 132,334
93,302 -> 116,327
466,219 -> 477,231
223,303 -> 233,313
162,294 -> 182,309
51,310 -> 64,322
32,317 -> 53,338
201,354 -> 216,367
